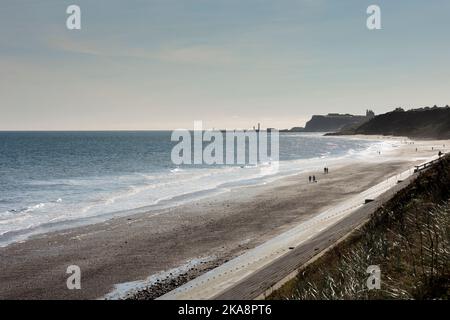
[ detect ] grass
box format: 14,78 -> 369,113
268,156 -> 450,300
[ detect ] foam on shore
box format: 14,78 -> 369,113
0,135 -> 392,247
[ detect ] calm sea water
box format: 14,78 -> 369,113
0,131 -> 381,246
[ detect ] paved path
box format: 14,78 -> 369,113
215,175 -> 416,299
159,165 -> 422,300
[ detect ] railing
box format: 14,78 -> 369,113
414,152 -> 447,173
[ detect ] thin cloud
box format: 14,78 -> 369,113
157,45 -> 236,65
47,35 -> 236,66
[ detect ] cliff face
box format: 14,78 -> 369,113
352,107 -> 450,139
283,112 -> 374,133
303,114 -> 369,132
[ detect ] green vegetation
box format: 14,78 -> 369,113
282,111 -> 374,133
269,156 -> 450,300
329,106 -> 450,139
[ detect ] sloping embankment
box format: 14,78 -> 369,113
268,156 -> 450,299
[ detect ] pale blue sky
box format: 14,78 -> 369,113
0,0 -> 449,130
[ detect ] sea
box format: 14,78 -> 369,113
0,131 -> 387,246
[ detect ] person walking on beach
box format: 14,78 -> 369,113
309,176 -> 312,183
313,175 -> 316,183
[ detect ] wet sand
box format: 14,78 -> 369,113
0,137 -> 448,299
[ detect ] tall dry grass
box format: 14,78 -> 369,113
270,157 -> 450,300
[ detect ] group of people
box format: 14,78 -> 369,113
308,167 -> 330,183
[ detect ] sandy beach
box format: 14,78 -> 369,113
0,136 -> 448,300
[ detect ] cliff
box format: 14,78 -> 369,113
283,111 -> 374,133
332,106 -> 450,139
303,114 -> 370,132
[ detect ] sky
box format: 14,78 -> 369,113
0,0 -> 449,130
